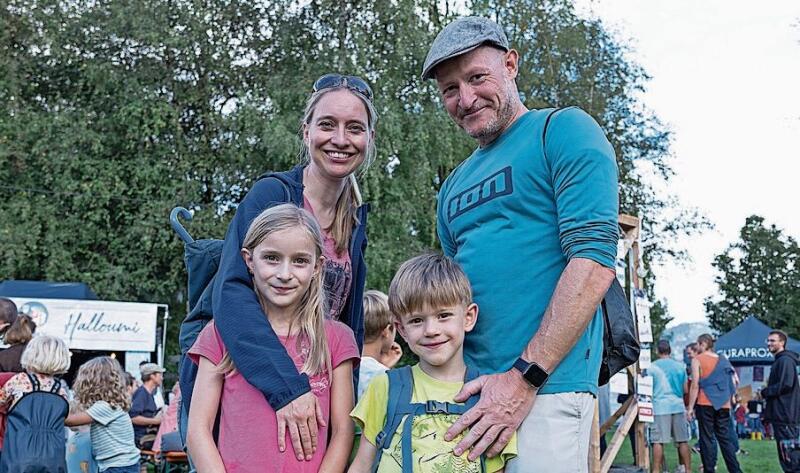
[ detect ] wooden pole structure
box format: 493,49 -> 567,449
590,214 -> 649,472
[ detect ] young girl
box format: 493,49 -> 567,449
0,335 -> 70,472
66,356 -> 140,473
187,204 -> 359,473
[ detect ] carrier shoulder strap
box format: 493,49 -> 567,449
371,366 -> 413,472
372,366 -> 486,473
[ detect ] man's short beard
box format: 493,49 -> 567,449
469,85 -> 518,143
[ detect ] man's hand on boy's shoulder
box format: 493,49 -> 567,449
445,369 -> 535,460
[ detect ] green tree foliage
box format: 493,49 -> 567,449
1,0 -> 703,363
705,215 -> 800,335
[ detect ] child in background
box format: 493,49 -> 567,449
66,356 -> 140,473
0,335 -> 71,472
186,204 -> 359,473
349,253 -> 517,473
733,395 -> 747,438
358,290 -> 396,400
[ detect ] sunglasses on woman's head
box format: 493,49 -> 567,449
313,74 -> 373,102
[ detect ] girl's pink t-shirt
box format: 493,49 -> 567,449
189,319 -> 359,473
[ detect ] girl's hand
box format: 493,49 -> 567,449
276,391 -> 326,461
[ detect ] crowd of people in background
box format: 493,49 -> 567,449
0,297 -> 183,472
646,331 -> 800,473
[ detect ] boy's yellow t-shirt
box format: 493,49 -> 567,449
351,364 -> 517,473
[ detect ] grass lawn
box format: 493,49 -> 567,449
611,437 -> 782,472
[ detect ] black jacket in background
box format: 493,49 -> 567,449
763,349 -> 800,425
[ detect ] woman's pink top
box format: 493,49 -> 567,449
189,319 -> 359,472
153,384 -> 180,452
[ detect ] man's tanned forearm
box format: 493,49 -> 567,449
521,258 -> 614,374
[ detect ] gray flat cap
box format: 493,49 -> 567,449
422,16 -> 509,80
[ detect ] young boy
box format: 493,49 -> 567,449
349,253 -> 516,473
358,290 -> 397,400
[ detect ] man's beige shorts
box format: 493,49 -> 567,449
506,392 -> 595,473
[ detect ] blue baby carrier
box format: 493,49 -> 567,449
371,365 -> 485,473
171,174 -> 291,446
0,373 -> 68,473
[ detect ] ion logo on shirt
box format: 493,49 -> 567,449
446,166 -> 513,222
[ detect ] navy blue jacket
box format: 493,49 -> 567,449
698,355 -> 736,410
762,349 -> 800,425
212,164 -> 368,410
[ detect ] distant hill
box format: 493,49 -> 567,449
660,321 -> 713,362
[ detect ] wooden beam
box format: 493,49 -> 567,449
599,395 -> 633,435
618,214 -> 640,234
636,420 -> 650,470
600,399 -> 638,473
590,400 -> 601,473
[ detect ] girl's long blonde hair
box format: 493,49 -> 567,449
218,204 -> 330,378
300,82 -> 378,254
73,356 -> 131,411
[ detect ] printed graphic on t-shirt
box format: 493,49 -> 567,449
382,414 -> 481,473
322,257 -> 351,320
446,166 -> 513,222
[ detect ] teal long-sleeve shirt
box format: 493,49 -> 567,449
436,107 -> 619,395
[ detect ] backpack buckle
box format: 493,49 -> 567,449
375,431 -> 386,447
426,400 -> 450,414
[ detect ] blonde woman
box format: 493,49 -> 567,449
66,356 -> 140,473
187,204 -> 359,473
187,73 -> 376,461
0,335 -> 70,471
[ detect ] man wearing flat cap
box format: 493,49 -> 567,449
424,16 -> 619,472
130,362 -> 165,449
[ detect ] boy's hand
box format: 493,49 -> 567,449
445,369 -> 536,460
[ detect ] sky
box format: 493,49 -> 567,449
575,0 -> 800,327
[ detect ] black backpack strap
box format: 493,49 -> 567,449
25,371 -> 40,391
372,366 -> 413,473
50,377 -> 62,394
541,107 -> 577,161
541,107 -> 561,151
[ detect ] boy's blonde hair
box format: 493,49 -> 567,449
388,253 -> 472,319
363,290 -> 391,343
218,203 -> 330,377
21,335 -> 71,375
74,356 -> 131,411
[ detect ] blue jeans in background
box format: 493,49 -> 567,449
730,411 -> 740,450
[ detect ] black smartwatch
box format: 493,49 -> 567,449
513,357 -> 549,388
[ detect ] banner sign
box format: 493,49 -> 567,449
717,347 -> 774,363
10,297 -> 158,352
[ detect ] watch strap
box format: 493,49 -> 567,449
513,357 -> 549,388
